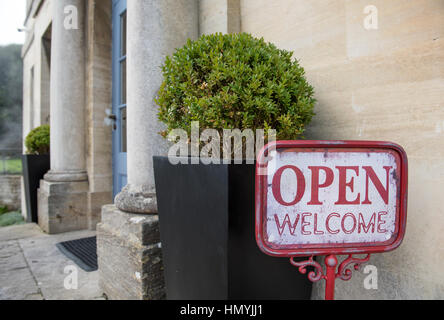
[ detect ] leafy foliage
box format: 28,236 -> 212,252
0,207 -> 24,229
0,211 -> 25,227
0,45 -> 23,149
0,159 -> 22,174
25,125 -> 50,155
0,206 -> 8,215
156,33 -> 316,142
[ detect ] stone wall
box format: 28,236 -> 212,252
97,205 -> 165,300
21,0 -> 53,221
23,0 -> 113,230
0,176 -> 21,210
85,0 -> 113,229
240,0 -> 444,299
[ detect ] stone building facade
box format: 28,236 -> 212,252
22,0 -> 444,299
0,175 -> 21,211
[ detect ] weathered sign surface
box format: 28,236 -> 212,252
255,141 -> 408,257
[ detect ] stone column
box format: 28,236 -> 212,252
45,0 -> 87,181
199,0 -> 241,36
98,0 -> 199,300
114,0 -> 199,213
38,0 -> 89,234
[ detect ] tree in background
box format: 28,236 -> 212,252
0,44 -> 23,149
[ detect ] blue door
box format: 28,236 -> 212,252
112,0 -> 127,197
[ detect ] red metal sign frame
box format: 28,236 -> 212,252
255,140 -> 408,258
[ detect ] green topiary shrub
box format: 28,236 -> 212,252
25,125 -> 50,155
156,33 -> 316,144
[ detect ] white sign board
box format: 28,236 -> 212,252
255,141 -> 408,257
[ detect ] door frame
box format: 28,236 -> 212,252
111,0 -> 127,198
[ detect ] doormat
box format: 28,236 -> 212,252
56,236 -> 98,272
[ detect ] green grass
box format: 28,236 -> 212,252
0,206 -> 8,215
0,158 -> 22,174
0,210 -> 25,227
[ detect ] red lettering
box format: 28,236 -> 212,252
274,214 -> 300,236
377,211 -> 388,233
308,166 -> 334,205
341,213 -> 357,234
326,213 -> 340,234
301,213 -> 312,235
335,166 -> 360,205
362,166 -> 392,205
313,213 -> 324,235
272,165 -> 306,206
358,212 -> 376,233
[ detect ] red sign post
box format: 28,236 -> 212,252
255,140 -> 408,300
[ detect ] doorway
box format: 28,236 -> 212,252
112,0 -> 127,197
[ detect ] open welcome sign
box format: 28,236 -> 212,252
255,141 -> 408,257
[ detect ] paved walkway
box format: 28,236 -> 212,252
0,223 -> 104,300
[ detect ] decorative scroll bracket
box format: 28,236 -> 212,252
290,254 -> 371,300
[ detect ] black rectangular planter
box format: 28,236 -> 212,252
153,156 -> 312,300
22,154 -> 50,223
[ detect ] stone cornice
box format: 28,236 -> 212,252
24,0 -> 45,26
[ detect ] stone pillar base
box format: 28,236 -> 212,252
37,179 -> 89,234
87,191 -> 113,230
97,204 -> 165,300
115,184 -> 158,214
